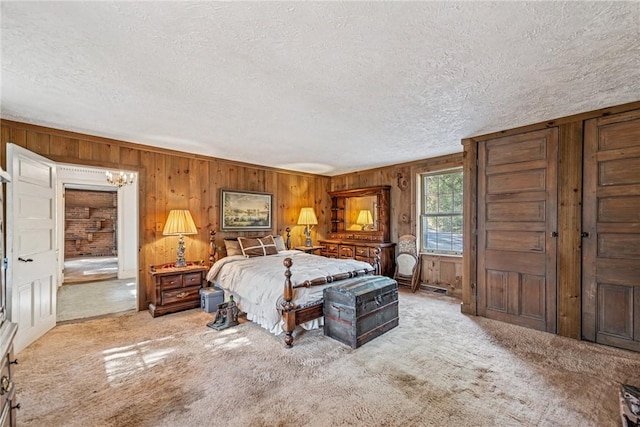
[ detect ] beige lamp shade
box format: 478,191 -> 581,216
163,210 -> 198,236
297,207 -> 318,226
356,209 -> 374,226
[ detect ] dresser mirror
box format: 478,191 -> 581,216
345,196 -> 378,231
328,185 -> 391,243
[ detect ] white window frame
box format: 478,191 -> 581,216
418,168 -> 463,255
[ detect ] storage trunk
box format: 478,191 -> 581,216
323,276 -> 399,348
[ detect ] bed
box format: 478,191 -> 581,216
206,229 -> 378,347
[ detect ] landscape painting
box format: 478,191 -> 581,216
221,189 -> 272,231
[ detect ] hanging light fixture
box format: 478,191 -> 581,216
105,171 -> 134,188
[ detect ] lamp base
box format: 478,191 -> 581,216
304,225 -> 313,247
175,234 -> 187,267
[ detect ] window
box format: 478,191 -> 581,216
420,170 -> 463,254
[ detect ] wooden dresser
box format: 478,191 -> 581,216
318,239 -> 395,277
320,185 -> 395,277
0,168 -> 17,426
148,263 -> 206,317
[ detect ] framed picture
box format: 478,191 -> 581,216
220,189 -> 273,231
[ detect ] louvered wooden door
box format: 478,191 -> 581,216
477,129 -> 558,332
582,110 -> 640,352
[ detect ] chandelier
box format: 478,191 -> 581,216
105,171 -> 134,188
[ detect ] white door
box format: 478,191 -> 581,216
6,144 -> 57,353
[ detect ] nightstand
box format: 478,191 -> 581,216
294,245 -> 324,255
148,262 -> 207,317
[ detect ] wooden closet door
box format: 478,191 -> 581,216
477,129 -> 558,332
583,110 -> 640,352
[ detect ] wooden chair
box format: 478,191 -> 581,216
393,235 -> 421,293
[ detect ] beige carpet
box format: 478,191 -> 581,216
15,290 -> 640,426
57,278 -> 137,322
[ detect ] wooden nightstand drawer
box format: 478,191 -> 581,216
160,274 -> 182,290
183,272 -> 203,287
162,285 -> 201,305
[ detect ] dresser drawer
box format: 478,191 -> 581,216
339,245 -> 355,259
323,243 -> 339,254
355,246 -> 369,257
162,285 -> 201,305
160,274 -> 182,290
183,272 -> 203,288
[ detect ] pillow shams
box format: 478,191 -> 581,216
273,235 -> 286,251
238,236 -> 278,257
224,239 -> 243,257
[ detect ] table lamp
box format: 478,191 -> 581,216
297,207 -> 318,247
163,209 -> 198,267
356,209 -> 374,231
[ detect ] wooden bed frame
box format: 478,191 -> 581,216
208,229 -> 379,347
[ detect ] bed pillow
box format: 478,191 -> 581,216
238,236 -> 278,257
272,235 -> 286,252
224,238 -> 243,257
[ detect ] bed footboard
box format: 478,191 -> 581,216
281,255 -> 377,348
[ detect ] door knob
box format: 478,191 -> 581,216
18,257 -> 33,262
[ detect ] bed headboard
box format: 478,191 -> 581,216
209,227 -> 291,267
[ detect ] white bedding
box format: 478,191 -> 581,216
206,250 -> 373,335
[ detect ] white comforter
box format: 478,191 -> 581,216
206,250 -> 373,335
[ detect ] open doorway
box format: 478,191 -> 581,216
56,165 -> 139,323
58,186 -> 135,322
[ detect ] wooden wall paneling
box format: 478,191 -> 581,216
0,126 -> 10,168
557,121 -> 583,339
140,150 -> 158,309
119,146 -> 141,167
78,140 -> 93,160
90,142 -> 120,164
154,153 -> 170,266
26,131 -> 50,155
189,158 -> 208,263
50,136 -> 80,159
461,139 -> 477,315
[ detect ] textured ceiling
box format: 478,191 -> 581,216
1,2 -> 639,176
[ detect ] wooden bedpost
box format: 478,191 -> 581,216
209,230 -> 218,267
285,227 -> 291,250
282,257 -> 295,347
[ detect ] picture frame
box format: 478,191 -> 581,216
220,189 -> 273,231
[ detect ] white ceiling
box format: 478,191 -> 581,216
1,2 -> 639,176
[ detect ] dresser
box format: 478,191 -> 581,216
148,263 -> 206,317
0,168 -> 17,427
318,239 -> 395,277
321,185 -> 395,277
